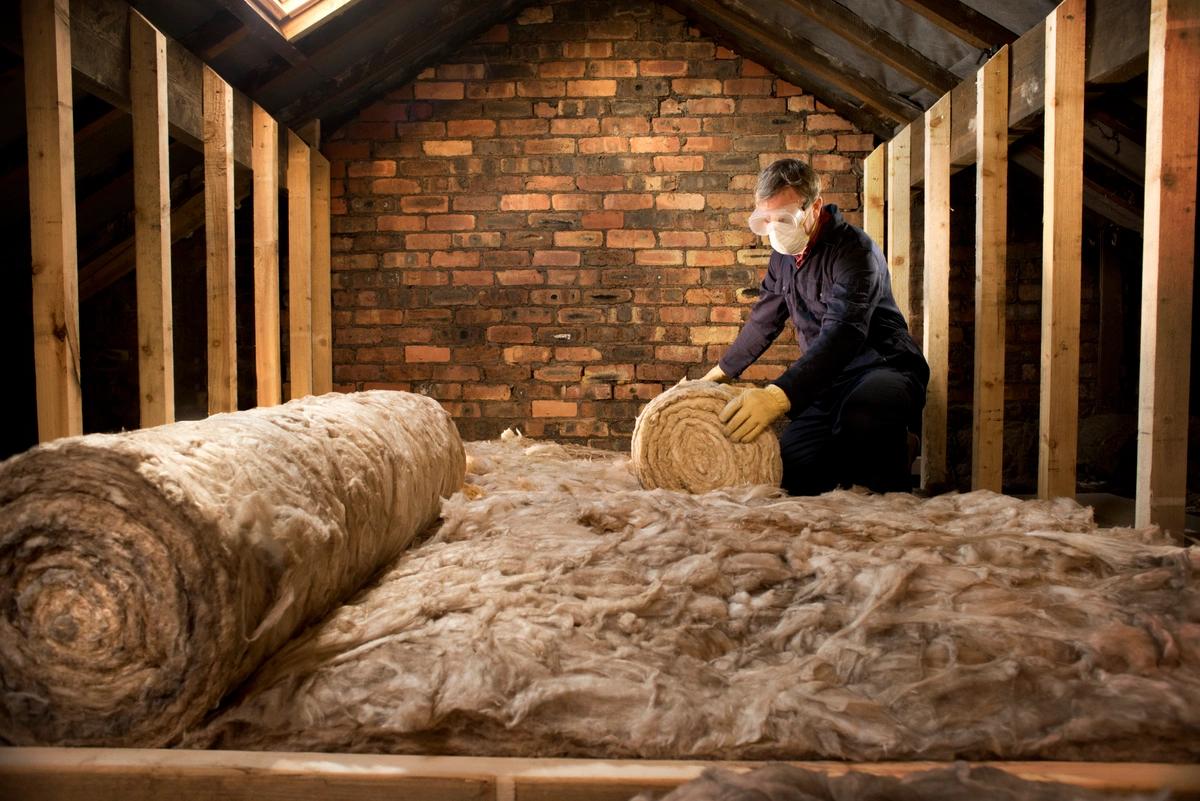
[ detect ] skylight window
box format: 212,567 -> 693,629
244,0 -> 361,41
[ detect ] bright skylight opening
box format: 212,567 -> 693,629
245,0 -> 361,41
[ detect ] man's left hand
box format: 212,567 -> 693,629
719,385 -> 791,443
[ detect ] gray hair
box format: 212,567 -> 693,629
755,158 -> 821,205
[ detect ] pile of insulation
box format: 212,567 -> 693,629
639,764 -> 1169,801
185,433 -> 1200,761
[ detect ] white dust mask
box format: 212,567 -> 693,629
767,218 -> 810,255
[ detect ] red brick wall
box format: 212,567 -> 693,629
325,0 -> 872,447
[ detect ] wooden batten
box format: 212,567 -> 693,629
287,130 -> 314,400
1136,0 -> 1199,534
921,94 -> 951,490
3,748 -> 1200,800
203,65 -> 238,415
1037,0 -> 1085,500
253,104 -> 282,408
22,0 -> 83,442
971,46 -> 1009,492
862,143 -> 886,248
130,11 -> 174,428
886,124 -> 913,323
311,150 -> 333,396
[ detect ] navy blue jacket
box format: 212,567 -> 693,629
717,205 -> 929,414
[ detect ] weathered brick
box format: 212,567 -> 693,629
607,229 -> 655,248
649,156 -> 702,174
671,78 -> 722,95
426,214 -> 476,231
567,79 -> 618,96
500,193 -> 551,211
446,119 -> 497,137
656,193 -> 705,210
532,400 -> 578,417
406,345 -> 450,362
413,82 -> 463,100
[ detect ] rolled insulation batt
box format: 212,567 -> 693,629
632,382 -> 783,492
0,390 -> 464,747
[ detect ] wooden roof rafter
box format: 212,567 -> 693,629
266,0 -> 534,129
892,0 -> 1018,50
774,0 -> 959,94
676,0 -> 922,134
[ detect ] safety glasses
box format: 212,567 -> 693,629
748,204 -> 806,236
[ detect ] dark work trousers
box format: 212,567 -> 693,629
778,367 -> 926,496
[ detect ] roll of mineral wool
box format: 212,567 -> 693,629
631,381 -> 783,493
0,390 -> 464,747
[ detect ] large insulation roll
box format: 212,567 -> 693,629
0,390 -> 464,747
632,382 -> 783,493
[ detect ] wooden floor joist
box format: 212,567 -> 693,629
22,0 -> 83,443
253,104 -> 282,408
1037,0 -> 1085,500
2,749 -> 1200,801
204,65 -> 238,415
971,46 -> 1009,493
886,124 -> 913,324
921,95 -> 950,491
1135,0 -> 1199,535
311,150 -> 333,396
287,130 -> 314,400
130,11 -> 174,428
862,143 -> 885,249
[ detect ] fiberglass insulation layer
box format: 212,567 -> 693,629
186,434 -> 1200,761
0,391 -> 464,747
639,763 -> 1167,801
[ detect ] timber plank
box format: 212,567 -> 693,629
287,129 -> 313,399
971,46 -> 1009,492
22,0 -> 82,441
253,103 -> 281,407
886,125 -> 913,324
1037,0 -> 1086,500
1135,0 -> 1199,535
203,65 -> 237,415
311,150 -> 333,396
130,10 -> 174,428
862,144 -> 886,248
921,94 -> 951,490
1,749 -> 1199,801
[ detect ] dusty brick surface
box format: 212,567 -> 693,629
325,0 -> 869,447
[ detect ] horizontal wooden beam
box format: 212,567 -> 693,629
892,0 -> 1017,50
905,0 -> 1150,184
775,0 -> 959,94
70,0 -> 254,169
1010,145 -> 1144,233
77,173 -> 252,302
2,748 -> 1200,801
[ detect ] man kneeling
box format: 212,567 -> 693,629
695,158 -> 929,496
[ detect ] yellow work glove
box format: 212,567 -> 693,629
677,365 -> 730,386
719,385 -> 791,443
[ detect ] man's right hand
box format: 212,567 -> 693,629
677,365 -> 729,386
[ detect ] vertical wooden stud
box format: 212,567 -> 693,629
130,11 -> 174,428
310,150 -> 332,396
203,66 -> 237,415
22,0 -> 82,441
863,143 -> 886,247
887,125 -> 913,323
1038,0 -> 1085,499
1136,0 -> 1199,534
252,104 -> 281,407
972,45 -> 1009,492
287,130 -> 313,399
922,94 -> 951,490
